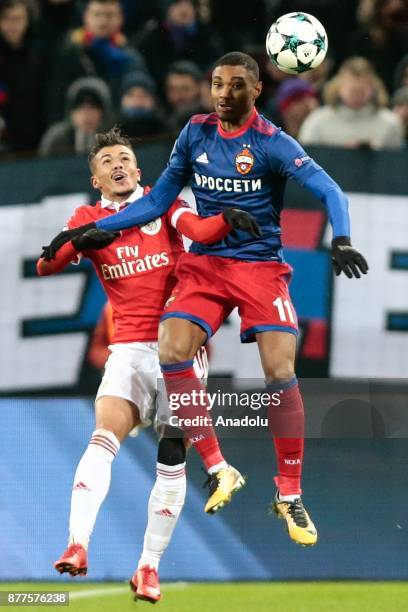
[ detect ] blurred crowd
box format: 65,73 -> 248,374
0,0 -> 408,159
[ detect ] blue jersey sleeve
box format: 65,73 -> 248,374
95,123 -> 192,231
267,130 -> 350,238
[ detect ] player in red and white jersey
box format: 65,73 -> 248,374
37,128 -> 257,603
40,185 -> 217,343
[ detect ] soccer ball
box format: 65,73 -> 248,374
266,12 -> 328,75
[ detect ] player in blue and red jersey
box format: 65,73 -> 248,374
43,52 -> 368,547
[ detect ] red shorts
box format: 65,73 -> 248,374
160,253 -> 298,343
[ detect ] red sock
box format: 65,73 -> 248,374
161,360 -> 225,471
267,378 -> 304,496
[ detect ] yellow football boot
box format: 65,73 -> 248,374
273,494 -> 318,546
204,465 -> 246,514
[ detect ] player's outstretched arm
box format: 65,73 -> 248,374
95,169 -> 184,233
39,228 -> 118,268
270,130 -> 368,279
41,171 -> 182,261
176,208 -> 261,244
301,173 -> 369,278
37,240 -> 79,275
302,175 -> 369,278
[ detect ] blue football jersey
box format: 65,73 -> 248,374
96,108 -> 350,261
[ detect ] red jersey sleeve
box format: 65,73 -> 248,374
36,205 -> 88,276
166,198 -> 195,228
165,198 -> 232,245
66,205 -> 92,230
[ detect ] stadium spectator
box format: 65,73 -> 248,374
119,0 -> 162,37
299,57 -> 404,149
164,60 -> 207,131
137,0 -> 222,88
0,0 -> 45,152
37,1 -> 80,48
45,0 -> 145,125
392,86 -> 408,143
39,77 -> 112,156
267,78 -> 319,139
344,0 -> 408,93
117,71 -> 169,138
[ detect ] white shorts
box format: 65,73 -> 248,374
96,342 -> 208,430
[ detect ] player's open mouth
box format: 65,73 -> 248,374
112,172 -> 127,183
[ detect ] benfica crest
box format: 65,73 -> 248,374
140,218 -> 162,235
235,146 -> 254,175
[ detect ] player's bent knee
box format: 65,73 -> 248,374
159,343 -> 192,364
158,319 -> 206,364
157,436 -> 186,465
95,396 -> 141,442
264,363 -> 296,384
158,334 -> 197,364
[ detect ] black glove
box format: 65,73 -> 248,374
331,236 -> 369,279
223,207 -> 262,239
41,222 -> 97,261
71,228 -> 119,251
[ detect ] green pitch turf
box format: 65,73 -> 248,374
1,582 -> 408,612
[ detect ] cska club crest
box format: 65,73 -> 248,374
235,146 -> 254,175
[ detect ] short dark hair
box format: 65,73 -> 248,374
212,52 -> 259,81
88,126 -> 133,169
0,0 -> 29,19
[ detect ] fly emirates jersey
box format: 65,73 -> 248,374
67,186 -> 191,344
96,108 -> 351,261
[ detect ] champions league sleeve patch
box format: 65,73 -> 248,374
294,155 -> 310,168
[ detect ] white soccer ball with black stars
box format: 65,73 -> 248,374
266,12 -> 328,75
